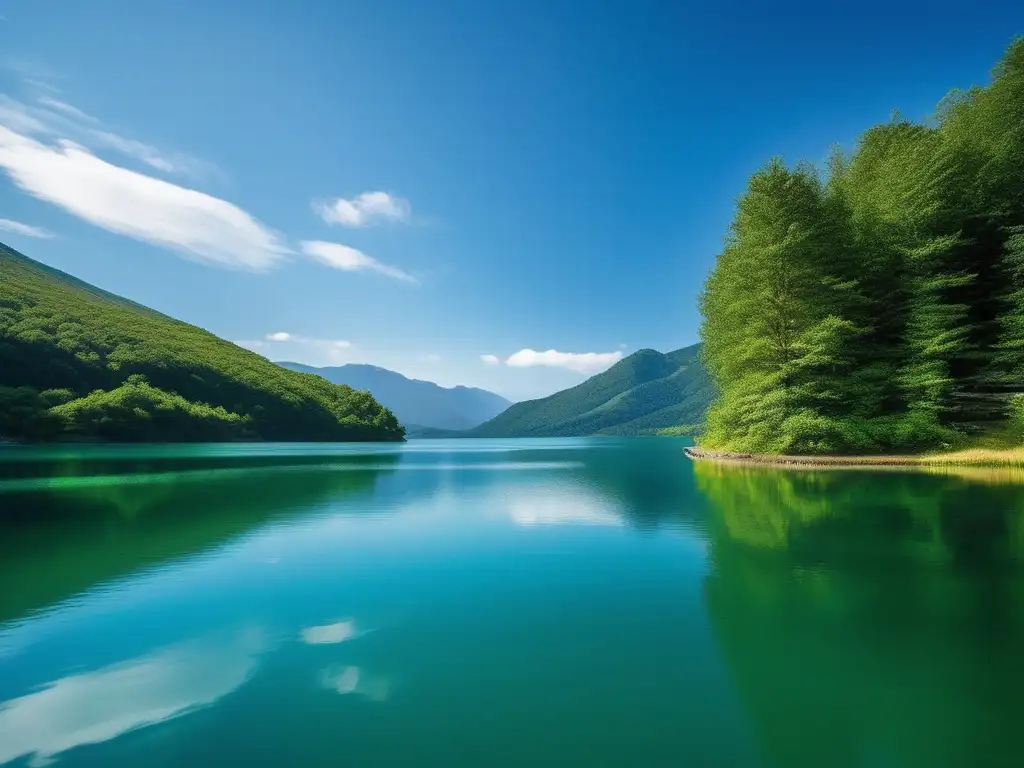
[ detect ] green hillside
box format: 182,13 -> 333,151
467,344 -> 713,437
0,243 -> 403,442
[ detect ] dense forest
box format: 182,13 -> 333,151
699,38 -> 1024,454
0,244 -> 404,442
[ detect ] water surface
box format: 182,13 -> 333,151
1,438 -> 1022,767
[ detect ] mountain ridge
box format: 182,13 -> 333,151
427,344 -> 713,438
276,361 -> 512,431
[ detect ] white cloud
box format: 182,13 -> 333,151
291,335 -> 349,349
315,191 -> 410,228
480,354 -> 500,365
0,93 -> 216,181
301,240 -> 416,283
0,95 -> 47,134
422,353 -> 441,363
90,130 -> 176,172
494,349 -> 624,375
37,96 -> 98,124
0,218 -> 53,238
0,629 -> 264,768
244,334 -> 353,363
0,89 -> 410,280
0,126 -> 289,270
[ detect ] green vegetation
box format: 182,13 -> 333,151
465,345 -> 713,437
0,243 -> 404,442
698,39 -> 1024,455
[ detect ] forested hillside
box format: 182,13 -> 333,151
699,38 -> 1024,455
466,345 -> 713,437
0,244 -> 404,442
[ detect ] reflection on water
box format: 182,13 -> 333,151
301,620 -> 359,645
0,628 -> 266,768
319,665 -> 393,702
1,439 -> 1024,766
0,454 -> 401,626
505,485 -> 622,528
697,461 -> 1024,768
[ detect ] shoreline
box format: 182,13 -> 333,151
683,446 -> 1024,469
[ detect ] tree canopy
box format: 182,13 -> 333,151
699,38 -> 1024,454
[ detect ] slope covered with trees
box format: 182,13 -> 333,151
0,244 -> 404,442
699,38 -> 1024,455
466,345 -> 713,438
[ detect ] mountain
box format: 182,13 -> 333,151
464,344 -> 713,437
0,242 -> 403,442
277,362 -> 512,431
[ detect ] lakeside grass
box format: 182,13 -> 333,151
684,446 -> 1024,469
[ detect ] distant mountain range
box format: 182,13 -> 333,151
418,344 -> 713,438
276,362 -> 512,431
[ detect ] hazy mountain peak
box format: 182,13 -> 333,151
276,361 -> 511,431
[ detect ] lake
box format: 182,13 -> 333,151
1,437 -> 1023,767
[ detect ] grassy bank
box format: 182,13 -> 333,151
684,446 -> 1024,469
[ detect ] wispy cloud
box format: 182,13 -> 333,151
483,349 -> 623,375
0,218 -> 54,238
314,191 -> 410,228
0,95 -> 47,134
0,82 -> 414,284
0,91 -> 217,181
263,332 -> 351,348
301,240 -> 416,283
37,96 -> 98,124
90,130 -> 176,172
236,332 -> 354,365
0,127 -> 288,270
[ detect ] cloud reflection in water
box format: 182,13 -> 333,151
319,664 -> 392,702
507,489 -> 622,528
0,628 -> 265,767
300,619 -> 358,645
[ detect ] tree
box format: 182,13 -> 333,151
698,38 -> 1024,454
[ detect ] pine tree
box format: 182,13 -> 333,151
701,161 -> 864,453
699,39 -> 1024,454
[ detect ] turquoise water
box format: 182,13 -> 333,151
1,437 -> 1023,767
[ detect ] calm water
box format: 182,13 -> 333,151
2,438 -> 1023,767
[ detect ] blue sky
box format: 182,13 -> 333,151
1,0 -> 1022,401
